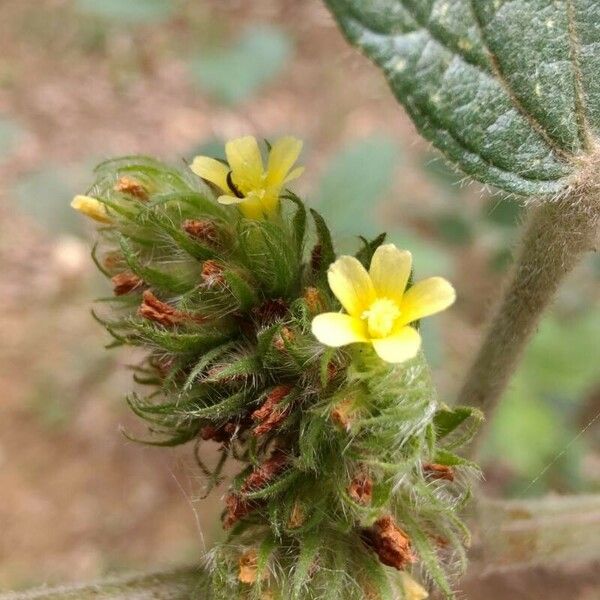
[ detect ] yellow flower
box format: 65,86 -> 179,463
70,195 -> 111,224
311,244 -> 455,364
400,573 -> 429,600
190,135 -> 304,219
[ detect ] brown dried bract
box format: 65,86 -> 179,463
423,463 -> 455,482
223,493 -> 254,529
103,251 -> 125,271
348,474 -> 373,506
238,549 -> 259,584
331,398 -> 355,430
114,176 -> 149,200
200,424 -> 233,444
111,271 -> 143,296
241,450 -> 288,494
138,290 -> 205,327
303,286 -> 323,313
201,259 -> 225,287
182,219 -> 219,245
251,385 -> 293,437
253,298 -> 288,324
273,326 -> 294,351
288,501 -> 305,529
362,516 -> 416,571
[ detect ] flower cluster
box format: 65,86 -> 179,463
72,136 -> 479,600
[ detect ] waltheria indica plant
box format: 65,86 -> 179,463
72,136 -> 481,599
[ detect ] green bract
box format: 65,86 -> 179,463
325,0 -> 600,195
82,156 -> 480,599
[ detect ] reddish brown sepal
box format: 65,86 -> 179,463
348,474 -> 373,505
423,463 -> 455,482
111,271 -> 143,295
241,450 -> 289,494
251,385 -> 293,437
201,260 -> 225,287
114,176 -> 149,201
138,290 -> 205,327
253,298 -> 288,324
182,219 -> 219,245
362,516 -> 417,570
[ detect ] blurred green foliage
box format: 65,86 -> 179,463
188,25 -> 293,104
0,116 -> 23,159
12,165 -> 96,236
75,0 -> 176,24
483,310 -> 600,495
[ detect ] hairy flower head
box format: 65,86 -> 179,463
70,194 -> 111,224
312,244 -> 455,363
190,135 -> 304,219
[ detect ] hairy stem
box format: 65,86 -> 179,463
459,164 -> 599,445
5,495 -> 599,599
0,567 -> 201,600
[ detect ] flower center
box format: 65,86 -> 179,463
362,298 -> 401,339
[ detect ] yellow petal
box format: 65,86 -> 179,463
266,136 -> 303,187
225,136 -> 264,190
70,195 -> 111,224
218,194 -> 246,205
284,165 -> 305,183
371,326 -> 421,364
252,189 -> 279,217
327,256 -> 376,318
238,196 -> 269,220
311,313 -> 368,347
400,277 -> 456,325
400,573 -> 429,600
190,156 -> 230,192
369,244 -> 412,303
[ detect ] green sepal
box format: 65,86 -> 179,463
119,236 -> 195,295
355,232 -> 387,268
222,269 -> 259,311
309,208 -> 336,278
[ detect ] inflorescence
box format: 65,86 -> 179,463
72,135 -> 481,600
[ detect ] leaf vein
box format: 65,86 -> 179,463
469,0 -> 573,160
566,0 -> 594,151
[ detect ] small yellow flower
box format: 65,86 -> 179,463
400,572 -> 429,600
71,195 -> 111,224
311,244 -> 455,364
190,135 -> 304,219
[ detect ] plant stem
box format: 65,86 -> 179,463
459,168 -> 599,446
0,567 -> 201,600
5,495 -> 599,599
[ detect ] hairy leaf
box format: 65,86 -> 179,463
325,0 -> 600,195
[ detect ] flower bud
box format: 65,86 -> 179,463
71,195 -> 111,224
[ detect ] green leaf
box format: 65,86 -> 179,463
325,0 -> 600,195
189,25 -> 293,105
75,0 -> 176,24
482,310 -> 600,486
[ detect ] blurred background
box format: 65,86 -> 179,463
0,0 -> 598,596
